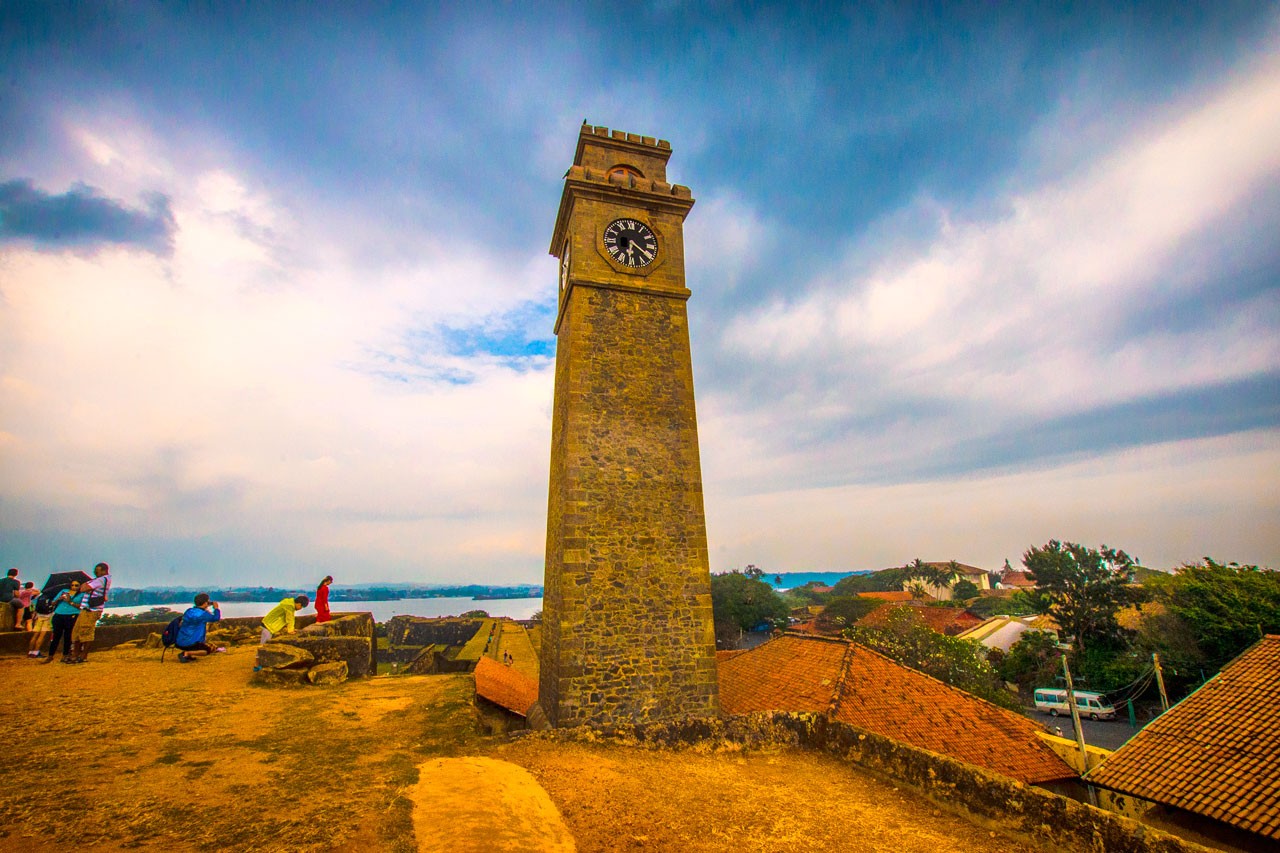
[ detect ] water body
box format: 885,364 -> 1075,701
764,571 -> 867,590
106,596 -> 544,623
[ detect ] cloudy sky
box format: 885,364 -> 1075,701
2,3 -> 1278,589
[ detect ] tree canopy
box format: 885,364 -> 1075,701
1149,559 -> 1280,665
1023,540 -> 1135,654
847,607 -> 1017,709
710,569 -> 789,642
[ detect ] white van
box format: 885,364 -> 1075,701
1033,688 -> 1117,721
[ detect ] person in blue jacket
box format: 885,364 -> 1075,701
176,593 -> 223,663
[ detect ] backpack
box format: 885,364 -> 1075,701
160,615 -> 183,661
34,595 -> 55,616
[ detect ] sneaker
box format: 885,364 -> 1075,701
26,651 -> 37,657
213,647 -> 227,653
178,653 -> 192,663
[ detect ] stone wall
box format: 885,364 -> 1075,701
268,612 -> 376,678
386,615 -> 483,647
524,712 -> 1214,853
0,613 -> 323,655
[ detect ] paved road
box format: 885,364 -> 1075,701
1033,710 -> 1144,751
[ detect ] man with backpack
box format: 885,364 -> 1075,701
173,593 -> 222,662
27,591 -> 56,657
70,562 -> 110,663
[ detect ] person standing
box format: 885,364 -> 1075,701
43,581 -> 83,663
260,595 -> 309,644
175,593 -> 223,662
0,569 -> 20,630
14,582 -> 40,631
70,562 -> 110,663
28,590 -> 56,657
315,576 -> 333,624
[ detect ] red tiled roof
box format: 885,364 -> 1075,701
719,633 -> 1076,785
1000,571 -> 1037,588
1087,636 -> 1280,840
474,655 -> 539,717
857,591 -> 915,602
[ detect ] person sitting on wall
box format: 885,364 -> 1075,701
260,595 -> 309,644
175,593 -> 224,663
0,569 -> 21,629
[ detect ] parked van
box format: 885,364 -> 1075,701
1033,688 -> 1117,720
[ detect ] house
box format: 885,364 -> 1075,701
1085,635 -> 1280,847
958,615 -> 1057,652
901,562 -> 993,601
718,633 -> 1077,786
998,569 -> 1037,590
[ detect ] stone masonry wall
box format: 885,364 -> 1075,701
541,280 -> 718,727
541,126 -> 718,729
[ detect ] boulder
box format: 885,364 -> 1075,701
144,633 -> 163,649
307,661 -> 348,685
257,642 -> 314,670
252,667 -> 309,687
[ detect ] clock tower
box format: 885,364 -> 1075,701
538,124 -> 719,728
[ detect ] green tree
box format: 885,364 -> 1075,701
951,579 -> 979,601
965,591 -> 1041,619
817,595 -> 883,631
1023,540 -> 1135,654
710,570 -> 789,645
1154,559 -> 1280,665
997,630 -> 1062,689
831,567 -> 913,595
847,608 -> 1018,709
783,581 -> 832,608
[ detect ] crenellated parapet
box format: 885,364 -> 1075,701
562,162 -> 692,201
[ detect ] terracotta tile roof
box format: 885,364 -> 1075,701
474,655 -> 539,717
999,571 -> 1037,589
856,603 -> 984,636
719,633 -> 1076,785
921,561 -> 988,577
1086,636 -> 1280,841
857,591 -> 915,602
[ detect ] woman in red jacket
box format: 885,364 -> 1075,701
315,575 -> 333,623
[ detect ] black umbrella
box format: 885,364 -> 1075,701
41,571 -> 91,597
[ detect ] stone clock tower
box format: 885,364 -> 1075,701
538,123 -> 719,728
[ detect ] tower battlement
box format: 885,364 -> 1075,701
581,123 -> 671,151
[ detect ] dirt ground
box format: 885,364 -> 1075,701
1,644 -> 1040,852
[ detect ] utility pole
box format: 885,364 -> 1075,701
1153,652 -> 1170,712
1062,652 -> 1098,806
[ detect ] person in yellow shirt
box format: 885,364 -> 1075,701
260,595 -> 310,644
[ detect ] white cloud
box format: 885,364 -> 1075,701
722,47 -> 1280,419
0,123 -> 556,585
705,431 -> 1280,573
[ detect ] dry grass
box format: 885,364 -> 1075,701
3,644 -> 1041,852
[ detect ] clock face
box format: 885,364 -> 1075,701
603,218 -> 657,268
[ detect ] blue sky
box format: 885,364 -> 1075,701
2,2 -> 1277,588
